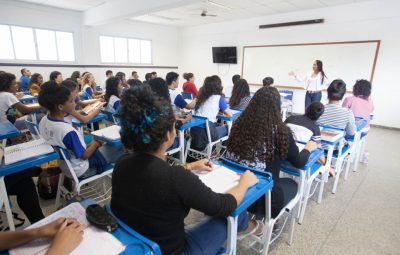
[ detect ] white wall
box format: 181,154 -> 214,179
178,0 -> 400,128
0,0 -> 180,83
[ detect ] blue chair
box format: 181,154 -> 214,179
181,92 -> 193,100
102,110 -> 118,125
278,90 -> 294,101
24,119 -> 40,140
105,204 -> 162,255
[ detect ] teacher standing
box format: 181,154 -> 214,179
289,60 -> 329,108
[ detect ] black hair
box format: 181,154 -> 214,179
49,71 -> 61,81
305,102 -> 325,121
353,79 -> 371,99
105,77 -> 120,105
0,72 -> 16,92
61,79 -> 78,92
148,77 -> 170,103
115,72 -> 126,82
151,72 -> 157,75
127,79 -> 136,87
29,73 -> 43,86
262,77 -> 274,86
196,75 -> 223,109
166,72 -> 179,86
106,70 -> 113,76
145,73 -> 152,82
327,79 -> 347,101
131,71 -> 137,76
229,79 -> 250,109
232,74 -> 241,84
70,71 -> 81,83
315,60 -> 327,84
38,81 -> 71,112
21,68 -> 27,75
119,85 -> 175,153
183,72 -> 194,81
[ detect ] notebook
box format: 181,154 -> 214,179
4,138 -> 54,165
192,165 -> 241,193
10,203 -> 125,255
91,125 -> 121,141
321,129 -> 343,142
82,101 -> 103,115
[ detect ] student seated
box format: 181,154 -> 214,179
226,86 -> 316,228
111,85 -> 258,255
104,77 -> 122,114
166,72 -> 196,110
103,70 -> 113,89
19,68 -> 31,92
81,73 -> 103,100
182,72 -> 198,98
115,72 -> 128,91
317,79 -> 356,136
342,79 -> 374,126
28,73 -> 43,95
49,71 -> 63,85
229,78 -> 251,110
70,71 -> 82,88
38,82 -> 124,179
285,102 -> 335,177
0,72 -> 41,129
61,80 -> 104,124
191,75 -> 231,150
262,77 -> 274,87
128,71 -> 142,87
0,218 -> 84,254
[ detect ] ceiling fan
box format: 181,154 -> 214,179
200,10 -> 217,17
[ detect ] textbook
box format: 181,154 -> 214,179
320,128 -> 343,142
10,202 -> 125,255
82,101 -> 103,115
4,138 -> 54,165
91,125 -> 121,141
192,165 -> 240,193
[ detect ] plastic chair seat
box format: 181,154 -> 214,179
280,178 -> 298,207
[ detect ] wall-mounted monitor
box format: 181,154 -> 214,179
212,47 -> 237,64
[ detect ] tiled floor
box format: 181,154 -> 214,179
7,127 -> 400,254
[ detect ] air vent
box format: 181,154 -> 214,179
259,19 -> 324,29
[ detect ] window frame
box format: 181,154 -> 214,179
99,34 -> 152,65
0,23 -> 76,63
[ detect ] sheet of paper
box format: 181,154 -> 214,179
91,125 -> 121,140
193,166 -> 240,194
10,203 -> 125,255
4,138 -> 54,165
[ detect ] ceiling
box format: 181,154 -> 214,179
17,0 -> 373,27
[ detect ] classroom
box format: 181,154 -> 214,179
0,0 -> 399,254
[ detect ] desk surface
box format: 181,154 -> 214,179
355,118 -> 368,131
0,121 -> 21,140
72,113 -> 107,126
0,151 -> 59,177
178,116 -> 205,131
19,95 -> 37,103
217,110 -> 242,122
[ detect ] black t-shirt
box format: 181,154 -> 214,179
111,153 -> 237,255
285,115 -> 321,143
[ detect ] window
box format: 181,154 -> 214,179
0,24 -> 75,62
100,35 -> 152,64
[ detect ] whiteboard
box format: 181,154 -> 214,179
242,41 -> 380,89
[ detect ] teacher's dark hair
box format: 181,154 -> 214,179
315,60 -> 327,84
327,79 -> 346,101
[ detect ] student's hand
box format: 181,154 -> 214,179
94,140 -> 104,147
37,218 -> 73,238
239,170 -> 258,189
304,141 -> 318,152
46,220 -> 85,255
188,159 -> 213,172
288,71 -> 295,76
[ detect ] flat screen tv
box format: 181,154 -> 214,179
212,47 -> 237,64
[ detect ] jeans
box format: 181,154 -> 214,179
305,91 -> 322,109
183,212 -> 248,255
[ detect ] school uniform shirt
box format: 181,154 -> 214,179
0,92 -> 19,122
82,84 -> 94,98
195,95 -> 228,123
285,115 -> 321,143
317,103 -> 356,136
182,81 -> 198,98
105,95 -> 121,114
39,115 -> 89,177
19,75 -> 30,91
342,96 -> 374,126
295,72 -> 329,91
111,153 -> 237,255
169,88 -> 187,109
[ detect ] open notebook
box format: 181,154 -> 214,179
10,203 -> 125,255
4,138 -> 54,165
192,165 -> 241,193
82,101 -> 104,115
91,125 -> 121,141
320,128 -> 343,142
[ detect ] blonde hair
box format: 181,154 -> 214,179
82,73 -> 96,91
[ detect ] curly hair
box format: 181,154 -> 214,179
229,78 -> 250,108
353,79 -> 371,99
119,85 -> 175,153
38,81 -> 71,112
227,86 -> 289,162
148,77 -> 170,103
29,73 -> 43,87
196,75 -> 223,110
0,72 -> 16,92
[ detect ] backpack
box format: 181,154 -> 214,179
37,161 -> 61,200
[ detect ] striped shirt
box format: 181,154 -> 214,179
317,103 -> 356,136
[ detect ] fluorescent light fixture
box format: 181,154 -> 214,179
207,0 -> 233,10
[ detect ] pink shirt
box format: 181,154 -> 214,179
342,96 -> 374,126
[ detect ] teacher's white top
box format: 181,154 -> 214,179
295,72 -> 329,91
